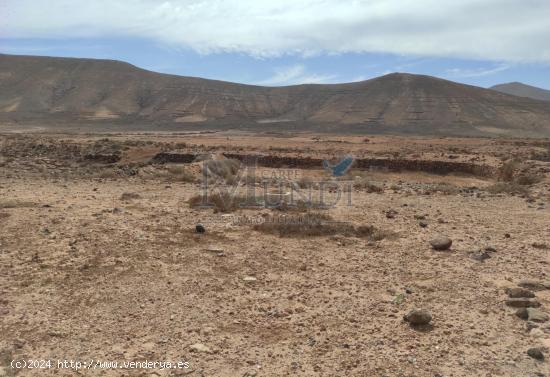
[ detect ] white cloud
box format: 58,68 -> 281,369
2,0 -> 550,62
444,64 -> 511,78
258,64 -> 338,85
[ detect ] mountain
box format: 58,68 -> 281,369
490,82 -> 550,102
1,53 -> 550,137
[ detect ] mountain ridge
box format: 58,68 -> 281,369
490,82 -> 550,102
1,53 -> 550,137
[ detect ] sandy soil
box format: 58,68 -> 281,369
0,133 -> 549,377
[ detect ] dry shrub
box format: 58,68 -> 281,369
143,165 -> 195,183
515,173 -> 543,186
296,176 -> 315,189
203,158 -> 241,183
353,178 -> 384,193
166,165 -> 196,183
254,213 -> 396,239
275,199 -> 328,213
120,192 -> 141,201
188,192 -> 252,213
431,182 -> 459,195
498,160 -> 519,182
494,159 -> 543,189
529,150 -> 550,162
98,169 -> 119,179
486,182 -> 529,195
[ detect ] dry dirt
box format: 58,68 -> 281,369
0,132 -> 549,377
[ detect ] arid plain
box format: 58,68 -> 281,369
1,132 -> 549,376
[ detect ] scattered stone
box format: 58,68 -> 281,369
505,298 -> 541,308
403,309 -> 432,326
516,308 -> 549,323
189,343 -> 211,354
484,246 -> 497,253
243,276 -> 257,283
437,218 -> 448,224
504,233 -> 511,238
205,246 -> 223,253
506,287 -> 535,298
419,220 -> 428,228
530,328 -> 545,338
516,308 -> 529,320
386,209 -> 398,219
532,242 -> 549,250
195,223 -> 206,233
414,214 -> 426,220
429,236 -> 452,251
518,280 -> 550,291
470,250 -> 491,262
527,347 -> 544,361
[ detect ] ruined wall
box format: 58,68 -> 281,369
151,152 -> 196,164
222,153 -> 496,177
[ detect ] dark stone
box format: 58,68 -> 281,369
386,209 -> 398,219
516,308 -> 529,320
516,308 -> 549,323
404,309 -> 432,326
527,347 -> 544,361
505,298 -> 541,308
195,223 -> 206,233
506,287 -> 535,298
518,280 -> 550,291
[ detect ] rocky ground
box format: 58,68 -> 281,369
0,133 -> 549,376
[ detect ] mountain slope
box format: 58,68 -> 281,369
1,53 -> 550,136
490,82 -> 550,102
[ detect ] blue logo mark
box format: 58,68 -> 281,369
323,154 -> 354,177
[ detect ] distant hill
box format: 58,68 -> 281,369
1,53 -> 550,137
491,82 -> 550,102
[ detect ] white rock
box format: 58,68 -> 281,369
189,343 -> 211,353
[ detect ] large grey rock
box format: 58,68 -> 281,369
404,309 -> 432,326
429,236 -> 452,251
516,308 -> 549,323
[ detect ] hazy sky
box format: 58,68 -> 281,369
1,0 -> 549,88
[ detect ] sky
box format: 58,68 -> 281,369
1,0 -> 550,89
